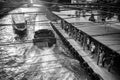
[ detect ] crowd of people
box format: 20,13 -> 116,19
60,19 -> 118,73
75,10 -> 107,24
51,22 -> 103,80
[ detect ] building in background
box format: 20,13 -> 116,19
71,0 -> 87,3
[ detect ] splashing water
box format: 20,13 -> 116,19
0,5 -> 89,80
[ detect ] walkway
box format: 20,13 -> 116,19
53,10 -> 120,55
52,22 -> 120,80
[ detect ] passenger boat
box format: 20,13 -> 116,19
33,29 -> 56,48
12,13 -> 27,40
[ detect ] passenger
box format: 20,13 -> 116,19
81,34 -> 85,47
97,46 -> 102,65
69,27 -> 72,37
76,33 -> 81,46
71,28 -> 74,38
75,10 -> 80,17
102,52 -> 108,67
76,30 -> 80,41
79,34 -> 83,46
101,17 -> 106,24
73,28 -> 77,39
99,50 -> 105,66
79,11 -> 81,17
86,37 -> 90,50
90,42 -> 96,58
71,28 -> 75,38
82,10 -> 86,17
64,25 -> 67,32
108,55 -> 115,72
68,28 -> 71,36
61,20 -> 64,29
74,29 -> 79,41
83,35 -> 87,50
62,21 -> 66,30
89,14 -> 96,22
65,25 -> 69,33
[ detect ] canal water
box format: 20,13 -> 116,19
0,4 -> 90,80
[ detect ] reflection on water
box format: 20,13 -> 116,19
0,8 -> 34,80
0,7 -> 89,80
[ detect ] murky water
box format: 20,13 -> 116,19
0,5 -> 90,80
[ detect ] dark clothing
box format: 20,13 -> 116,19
89,14 -> 96,22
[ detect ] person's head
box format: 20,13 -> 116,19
91,42 -> 94,45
